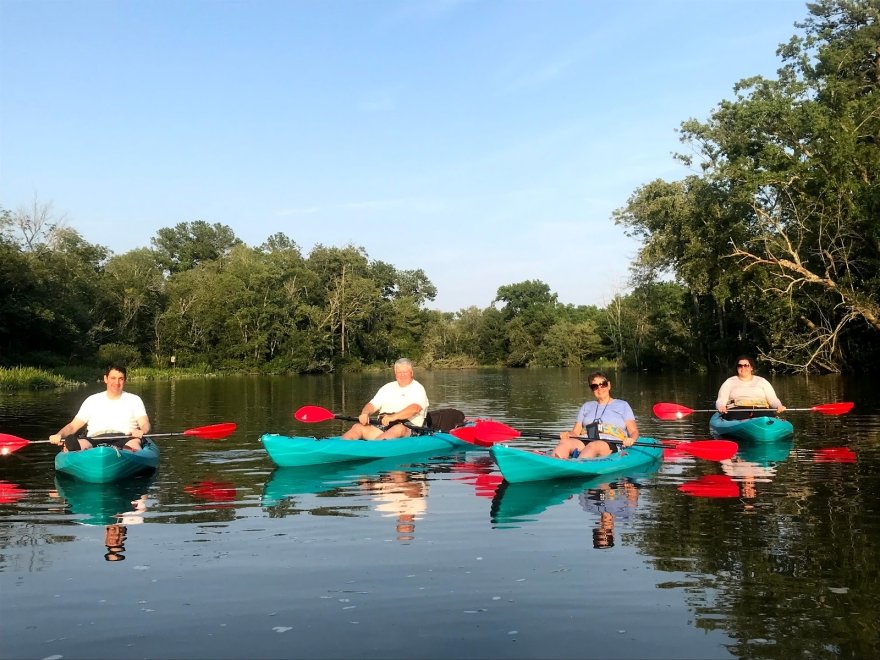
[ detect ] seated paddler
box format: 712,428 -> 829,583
341,358 -> 429,440
552,371 -> 639,459
716,355 -> 786,419
49,363 -> 151,452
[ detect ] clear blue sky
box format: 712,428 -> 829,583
1,0 -> 810,312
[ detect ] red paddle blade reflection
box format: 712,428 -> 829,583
184,481 -> 237,501
0,480 -> 27,504
813,447 -> 856,463
678,474 -> 740,498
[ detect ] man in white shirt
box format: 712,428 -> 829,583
49,364 -> 151,452
341,358 -> 429,440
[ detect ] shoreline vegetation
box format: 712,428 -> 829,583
0,360 -> 623,392
0,365 -> 220,391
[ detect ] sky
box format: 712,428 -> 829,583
1,0 -> 812,312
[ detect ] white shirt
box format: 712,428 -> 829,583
369,380 -> 429,426
75,391 -> 148,437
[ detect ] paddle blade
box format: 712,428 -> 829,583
812,402 -> 854,415
678,474 -> 740,498
450,426 -> 478,442
0,434 -> 30,455
676,440 -> 739,461
183,423 -> 237,440
294,405 -> 337,423
652,403 -> 695,420
472,421 -> 520,444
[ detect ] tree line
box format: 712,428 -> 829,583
2,1 -> 877,374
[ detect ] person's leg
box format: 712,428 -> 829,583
551,438 -> 586,458
63,436 -> 94,452
342,423 -> 384,440
376,424 -> 412,439
579,440 -> 613,458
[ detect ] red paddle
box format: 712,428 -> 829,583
294,405 -> 363,424
653,401 -> 854,420
468,421 -> 739,461
0,423 -> 237,455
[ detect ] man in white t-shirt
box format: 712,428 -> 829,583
49,364 -> 151,452
341,358 -> 429,440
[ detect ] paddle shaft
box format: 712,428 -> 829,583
535,431 -> 675,451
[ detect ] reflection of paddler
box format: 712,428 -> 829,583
360,471 -> 428,542
104,524 -> 127,561
593,512 -> 615,549
579,480 -> 641,550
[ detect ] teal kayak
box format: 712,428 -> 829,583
491,441 -> 664,484
709,413 -> 794,442
54,439 -> 160,483
261,432 -> 475,467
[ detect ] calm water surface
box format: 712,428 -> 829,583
1,369 -> 879,659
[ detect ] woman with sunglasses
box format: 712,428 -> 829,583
715,355 -> 786,419
551,371 -> 639,459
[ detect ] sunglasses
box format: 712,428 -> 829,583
589,380 -> 609,391
736,363 -> 751,368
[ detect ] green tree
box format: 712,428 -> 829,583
616,0 -> 880,372
151,220 -> 242,274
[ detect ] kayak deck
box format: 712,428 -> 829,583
709,413 -> 794,442
491,441 -> 664,483
261,432 -> 474,467
54,440 -> 160,484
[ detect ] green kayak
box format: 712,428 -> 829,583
491,441 -> 664,484
54,439 -> 160,483
709,413 -> 794,443
261,432 -> 475,467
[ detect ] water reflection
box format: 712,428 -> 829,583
359,470 -> 429,542
1,370 -> 879,659
578,479 -> 643,549
52,474 -> 153,526
490,469 -> 651,548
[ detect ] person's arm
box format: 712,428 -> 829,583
130,414 -> 151,439
49,417 -> 86,445
716,378 -> 733,413
623,418 -> 639,446
379,402 -> 423,426
358,403 -> 379,426
761,379 -> 785,412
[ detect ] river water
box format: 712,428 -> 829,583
1,368 -> 879,659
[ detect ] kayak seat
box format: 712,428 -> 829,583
423,409 -> 466,433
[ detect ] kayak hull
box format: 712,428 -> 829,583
491,441 -> 664,484
261,432 -> 473,467
54,440 -> 160,483
709,413 -> 794,442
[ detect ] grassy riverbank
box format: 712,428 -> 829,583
0,367 -> 84,391
0,365 -> 220,391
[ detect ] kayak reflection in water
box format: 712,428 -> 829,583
360,470 -> 428,543
579,479 -> 642,550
